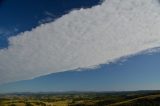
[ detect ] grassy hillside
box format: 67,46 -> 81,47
108,94 -> 160,106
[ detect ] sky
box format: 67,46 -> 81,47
0,0 -> 160,92
0,0 -> 101,48
1,49 -> 160,93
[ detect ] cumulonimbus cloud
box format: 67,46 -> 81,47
0,0 -> 160,84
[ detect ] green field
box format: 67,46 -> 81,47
1,91 -> 160,106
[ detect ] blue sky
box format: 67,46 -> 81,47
0,50 -> 160,92
0,0 -> 101,48
0,0 -> 160,92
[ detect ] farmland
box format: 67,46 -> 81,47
1,91 -> 160,106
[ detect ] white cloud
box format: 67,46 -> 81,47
38,17 -> 54,25
1,0 -> 160,84
0,28 -> 18,36
0,29 -> 8,36
38,11 -> 55,25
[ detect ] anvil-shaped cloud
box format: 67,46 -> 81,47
1,0 -> 160,84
